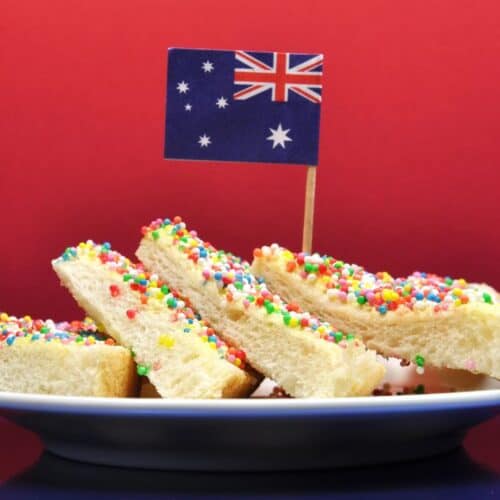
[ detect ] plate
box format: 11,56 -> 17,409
1,359 -> 499,471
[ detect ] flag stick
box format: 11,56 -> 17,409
302,166 -> 317,253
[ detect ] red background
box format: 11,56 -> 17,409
2,0 -> 499,320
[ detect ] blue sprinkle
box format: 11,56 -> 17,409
208,335 -> 217,342
102,242 -> 111,250
415,292 -> 424,300
187,319 -> 194,324
31,334 -> 40,341
214,272 -> 223,281
257,277 -> 265,284
428,294 -> 441,303
6,336 -> 15,346
139,279 -> 148,286
163,218 -> 171,225
378,305 -> 388,315
183,328 -> 191,333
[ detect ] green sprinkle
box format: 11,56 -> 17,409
234,282 -> 243,290
304,263 -> 318,273
334,261 -> 343,269
483,293 -> 493,304
130,348 -> 136,358
180,236 -> 189,243
348,268 -> 355,276
346,333 -> 355,341
415,354 -> 425,367
151,230 -> 160,240
445,277 -> 453,286
40,326 -> 49,334
75,336 -> 83,343
167,297 -> 177,308
264,301 -> 274,314
123,274 -> 132,282
161,285 -> 170,295
137,364 -> 150,377
334,331 -> 343,343
246,295 -> 255,302
283,313 -> 291,325
413,384 -> 425,394
357,296 -> 367,305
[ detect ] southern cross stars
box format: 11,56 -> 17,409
267,123 -> 292,149
202,60 -> 214,73
216,97 -> 228,109
198,134 -> 211,147
176,81 -> 189,94
184,103 -> 192,111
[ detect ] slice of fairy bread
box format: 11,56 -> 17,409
0,314 -> 138,397
251,244 -> 500,379
52,242 -> 258,398
136,217 -> 385,398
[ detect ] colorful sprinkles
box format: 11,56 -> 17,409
55,240 -> 247,369
253,244 -> 497,315
0,313 -> 114,348
141,217 -> 360,349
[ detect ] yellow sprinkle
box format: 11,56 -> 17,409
201,336 -> 208,342
382,289 -> 393,301
150,281 -> 158,288
452,288 -> 463,296
87,336 -> 96,344
454,299 -> 462,306
0,313 -> 9,322
88,250 -> 96,259
209,342 -> 217,349
458,278 -> 467,286
317,325 -> 326,334
382,272 -> 393,282
23,315 -> 32,322
289,317 -> 299,327
158,334 -> 175,349
138,273 -> 146,280
282,250 -> 294,260
234,358 -> 241,366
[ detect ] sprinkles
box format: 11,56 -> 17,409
253,245 -> 497,315
141,217 -> 358,348
0,313 -> 114,348
54,240 -> 247,369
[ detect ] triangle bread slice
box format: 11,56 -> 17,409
251,244 -> 500,379
136,218 -> 385,398
52,242 -> 258,398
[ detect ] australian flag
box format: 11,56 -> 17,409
164,48 -> 323,166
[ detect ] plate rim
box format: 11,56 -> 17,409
0,389 -> 499,417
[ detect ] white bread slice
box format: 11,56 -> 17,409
136,217 -> 385,398
52,242 -> 257,398
0,314 -> 137,396
251,245 -> 500,379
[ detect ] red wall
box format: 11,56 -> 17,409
2,1 -> 499,320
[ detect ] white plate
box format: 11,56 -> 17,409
1,359 -> 499,471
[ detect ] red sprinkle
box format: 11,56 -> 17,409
109,285 -> 120,297
126,309 -> 137,319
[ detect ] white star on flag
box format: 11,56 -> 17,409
202,60 -> 214,73
176,81 -> 189,94
216,97 -> 228,109
198,134 -> 211,147
267,123 -> 292,149
184,103 -> 192,111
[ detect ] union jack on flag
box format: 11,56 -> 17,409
165,48 -> 324,165
234,50 -> 323,103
